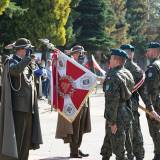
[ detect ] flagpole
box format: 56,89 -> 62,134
56,51 -> 59,110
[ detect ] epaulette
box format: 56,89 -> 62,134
3,55 -> 11,65
9,57 -> 19,67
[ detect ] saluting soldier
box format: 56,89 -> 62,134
139,42 -> 160,160
0,38 -> 42,160
121,44 -> 145,160
101,49 -> 135,160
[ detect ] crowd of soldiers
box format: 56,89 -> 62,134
101,43 -> 160,160
0,37 -> 160,160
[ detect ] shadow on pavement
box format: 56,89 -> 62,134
40,157 -> 70,160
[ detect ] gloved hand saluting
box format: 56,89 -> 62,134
25,48 -> 33,57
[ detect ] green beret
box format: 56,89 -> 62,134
120,44 -> 134,51
111,48 -> 128,59
148,42 -> 160,49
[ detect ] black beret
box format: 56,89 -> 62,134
120,44 -> 134,51
111,48 -> 128,59
148,42 -> 160,49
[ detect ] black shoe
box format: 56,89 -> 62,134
153,154 -> 160,160
79,150 -> 89,157
102,157 -> 110,160
70,154 -> 82,158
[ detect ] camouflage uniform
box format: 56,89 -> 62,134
100,122 -> 113,160
103,65 -> 135,160
125,60 -> 145,160
140,58 -> 160,160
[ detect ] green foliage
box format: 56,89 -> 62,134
147,0 -> 160,41
149,0 -> 160,23
0,0 -> 71,48
126,0 -> 148,53
0,0 -> 9,15
109,0 -> 131,47
65,0 -> 80,48
0,2 -> 27,46
74,0 -> 115,52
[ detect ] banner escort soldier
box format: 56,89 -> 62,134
56,45 -> 91,158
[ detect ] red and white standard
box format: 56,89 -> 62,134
51,49 -> 97,123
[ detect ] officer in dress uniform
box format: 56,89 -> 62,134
0,38 -> 42,160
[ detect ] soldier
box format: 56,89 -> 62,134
139,42 -> 160,160
120,44 -> 145,160
0,55 -> 2,99
0,38 -> 43,160
101,48 -> 135,160
100,55 -> 112,160
56,45 -> 91,158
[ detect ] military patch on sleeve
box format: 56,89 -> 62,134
105,84 -> 110,91
148,72 -> 152,78
146,67 -> 156,80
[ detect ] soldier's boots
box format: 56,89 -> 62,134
116,156 -> 128,160
136,157 -> 143,160
102,156 -> 110,160
128,155 -> 134,160
78,150 -> 89,157
152,154 -> 160,160
70,153 -> 82,158
102,155 -> 128,160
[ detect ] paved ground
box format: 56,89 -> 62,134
29,89 -> 154,160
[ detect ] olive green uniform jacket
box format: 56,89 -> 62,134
0,56 -> 43,159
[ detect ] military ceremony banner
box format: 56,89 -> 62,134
51,49 -> 97,123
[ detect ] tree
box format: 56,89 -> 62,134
147,0 -> 160,41
65,0 -> 80,49
148,0 -> 160,24
109,0 -> 131,47
126,0 -> 148,53
74,0 -> 114,52
0,0 -> 10,15
0,2 -> 27,49
0,0 -> 71,48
